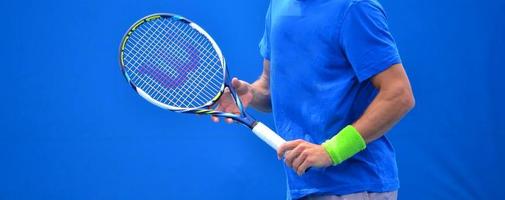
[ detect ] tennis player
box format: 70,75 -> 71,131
212,0 -> 414,199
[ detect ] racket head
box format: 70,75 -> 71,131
119,13 -> 227,112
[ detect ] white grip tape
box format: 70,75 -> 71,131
251,122 -> 287,150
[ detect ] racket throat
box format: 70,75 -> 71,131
236,113 -> 258,129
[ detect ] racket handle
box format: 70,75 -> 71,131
251,122 -> 286,150
252,122 -> 313,173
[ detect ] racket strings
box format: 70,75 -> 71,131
126,23 -> 186,105
122,17 -> 224,108
153,21 -> 223,106
169,25 -> 220,103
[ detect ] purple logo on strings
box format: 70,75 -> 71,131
137,45 -> 199,90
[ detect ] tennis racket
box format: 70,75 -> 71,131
118,13 -> 286,151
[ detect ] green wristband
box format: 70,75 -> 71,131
322,125 -> 366,165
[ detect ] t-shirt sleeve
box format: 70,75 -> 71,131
340,0 -> 401,82
259,3 -> 272,60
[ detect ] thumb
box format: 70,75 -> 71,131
231,77 -> 249,90
231,77 -> 242,88
232,77 -> 249,93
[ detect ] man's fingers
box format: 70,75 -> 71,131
297,159 -> 312,176
284,145 -> 306,167
225,118 -> 233,124
211,116 -> 219,123
277,140 -> 304,160
211,116 -> 235,124
292,151 -> 308,170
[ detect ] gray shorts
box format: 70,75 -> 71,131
300,191 -> 398,200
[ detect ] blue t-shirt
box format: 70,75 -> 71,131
259,0 -> 402,199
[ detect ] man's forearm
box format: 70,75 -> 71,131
250,59 -> 272,112
353,85 -> 414,143
353,64 -> 415,143
250,81 -> 272,112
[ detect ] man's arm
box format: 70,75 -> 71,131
353,63 -> 415,143
249,59 -> 272,112
278,64 -> 415,175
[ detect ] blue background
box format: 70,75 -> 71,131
1,0 -> 504,199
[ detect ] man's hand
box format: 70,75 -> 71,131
277,139 -> 333,176
211,77 -> 254,123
